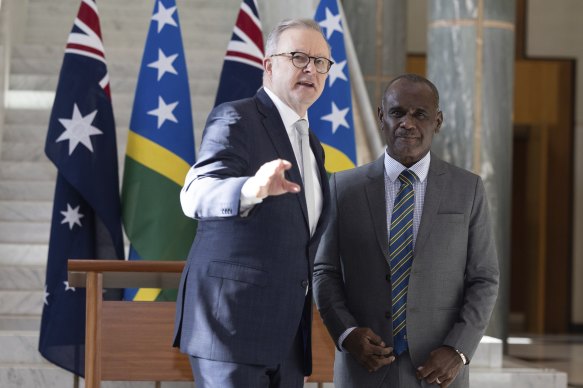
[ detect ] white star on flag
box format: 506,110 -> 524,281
56,104 -> 103,155
152,1 -> 177,33
43,285 -> 49,305
148,48 -> 179,81
60,203 -> 84,230
321,102 -> 350,134
319,8 -> 343,39
148,96 -> 179,129
328,56 -> 347,87
63,281 -> 76,292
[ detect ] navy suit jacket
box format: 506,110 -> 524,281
173,88 -> 330,375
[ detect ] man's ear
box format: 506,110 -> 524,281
435,110 -> 443,134
377,106 -> 383,125
263,57 -> 272,75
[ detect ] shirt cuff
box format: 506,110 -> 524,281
240,178 -> 263,215
338,327 -> 357,351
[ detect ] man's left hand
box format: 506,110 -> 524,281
416,346 -> 464,387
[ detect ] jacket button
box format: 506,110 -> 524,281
301,279 -> 309,288
386,274 -> 391,282
385,311 -> 391,319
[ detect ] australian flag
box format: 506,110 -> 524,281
214,0 -> 264,106
39,0 -> 124,376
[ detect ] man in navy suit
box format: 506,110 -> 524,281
173,19 -> 332,388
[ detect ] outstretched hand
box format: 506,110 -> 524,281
246,159 -> 301,199
416,346 -> 464,387
343,327 -> 395,373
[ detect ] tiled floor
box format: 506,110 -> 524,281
507,334 -> 583,388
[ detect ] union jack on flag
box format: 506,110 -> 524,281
214,0 -> 264,106
64,0 -> 111,96
40,0 -> 124,376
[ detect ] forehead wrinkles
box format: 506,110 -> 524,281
278,29 -> 330,58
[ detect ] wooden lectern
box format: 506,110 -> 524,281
67,259 -> 335,387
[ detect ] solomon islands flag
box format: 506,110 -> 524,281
121,0 -> 196,301
311,0 -> 357,172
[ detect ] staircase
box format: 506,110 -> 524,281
0,0 -> 239,386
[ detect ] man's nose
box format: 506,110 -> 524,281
400,114 -> 415,129
303,59 -> 316,73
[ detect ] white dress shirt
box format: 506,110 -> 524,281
240,87 -> 323,235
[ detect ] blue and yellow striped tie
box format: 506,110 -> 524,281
390,169 -> 417,355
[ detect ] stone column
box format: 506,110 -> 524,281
427,0 -> 515,341
342,0 -> 407,109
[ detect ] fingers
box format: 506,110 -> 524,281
251,159 -> 301,198
417,346 -> 464,386
344,328 -> 395,373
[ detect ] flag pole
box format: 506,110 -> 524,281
337,1 -> 384,158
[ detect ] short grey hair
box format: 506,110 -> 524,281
264,18 -> 329,57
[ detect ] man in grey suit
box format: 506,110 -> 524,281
313,74 -> 499,387
173,19 -> 332,388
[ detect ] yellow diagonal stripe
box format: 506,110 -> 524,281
322,143 -> 356,172
126,130 -> 191,186
134,288 -> 162,301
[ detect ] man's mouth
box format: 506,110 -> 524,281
297,80 -> 315,88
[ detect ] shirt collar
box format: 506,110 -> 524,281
264,87 -> 309,134
384,150 -> 431,183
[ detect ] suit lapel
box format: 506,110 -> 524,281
309,132 -> 330,237
255,89 -> 310,228
414,154 -> 447,256
364,157 -> 391,263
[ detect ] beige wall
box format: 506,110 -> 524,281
406,0 -> 583,325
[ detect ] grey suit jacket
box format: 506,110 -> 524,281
313,154 -> 499,387
173,88 -> 330,375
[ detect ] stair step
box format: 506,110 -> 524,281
0,265 -> 45,291
0,161 -> 56,181
0,364 -> 199,387
0,221 -> 50,244
27,6 -> 238,31
1,140 -> 126,163
0,201 -> 52,222
0,291 -> 44,315
471,365 -> 567,387
0,331 -> 46,364
0,315 -> 41,331
1,124 -> 50,143
472,336 -> 503,368
0,364 -> 76,388
0,244 -> 48,266
9,73 -> 219,94
0,181 -> 55,201
4,97 -> 214,131
2,123 -> 128,144
10,44 -> 225,66
12,41 -> 228,75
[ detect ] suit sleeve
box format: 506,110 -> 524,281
180,104 -> 251,219
442,177 -> 500,359
313,173 -> 359,348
